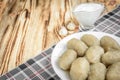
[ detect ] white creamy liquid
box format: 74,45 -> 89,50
74,3 -> 104,12
73,3 -> 104,29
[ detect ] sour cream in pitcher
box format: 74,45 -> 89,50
73,3 -> 105,29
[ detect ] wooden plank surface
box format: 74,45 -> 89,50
0,0 -> 119,75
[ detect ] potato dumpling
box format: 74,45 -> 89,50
58,49 -> 77,70
85,46 -> 104,64
106,62 -> 120,80
100,36 -> 120,52
102,50 -> 120,65
70,57 -> 90,80
81,34 -> 100,47
88,63 -> 106,80
67,38 -> 88,56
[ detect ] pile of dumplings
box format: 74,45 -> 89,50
58,34 -> 120,80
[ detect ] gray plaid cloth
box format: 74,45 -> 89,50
0,5 -> 120,80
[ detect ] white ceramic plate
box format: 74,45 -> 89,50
51,31 -> 120,80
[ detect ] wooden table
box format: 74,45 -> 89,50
0,0 -> 119,75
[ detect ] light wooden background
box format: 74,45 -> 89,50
0,0 -> 119,75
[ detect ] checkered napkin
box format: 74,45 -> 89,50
0,5 -> 120,80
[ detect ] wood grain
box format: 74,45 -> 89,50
0,0 -> 119,75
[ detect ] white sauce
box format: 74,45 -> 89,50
74,3 -> 104,12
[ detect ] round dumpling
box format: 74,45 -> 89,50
100,36 -> 120,52
67,38 -> 88,56
81,34 -> 100,47
70,57 -> 90,80
58,49 -> 77,70
102,50 -> 120,65
85,46 -> 104,64
106,62 -> 120,80
88,63 -> 106,80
